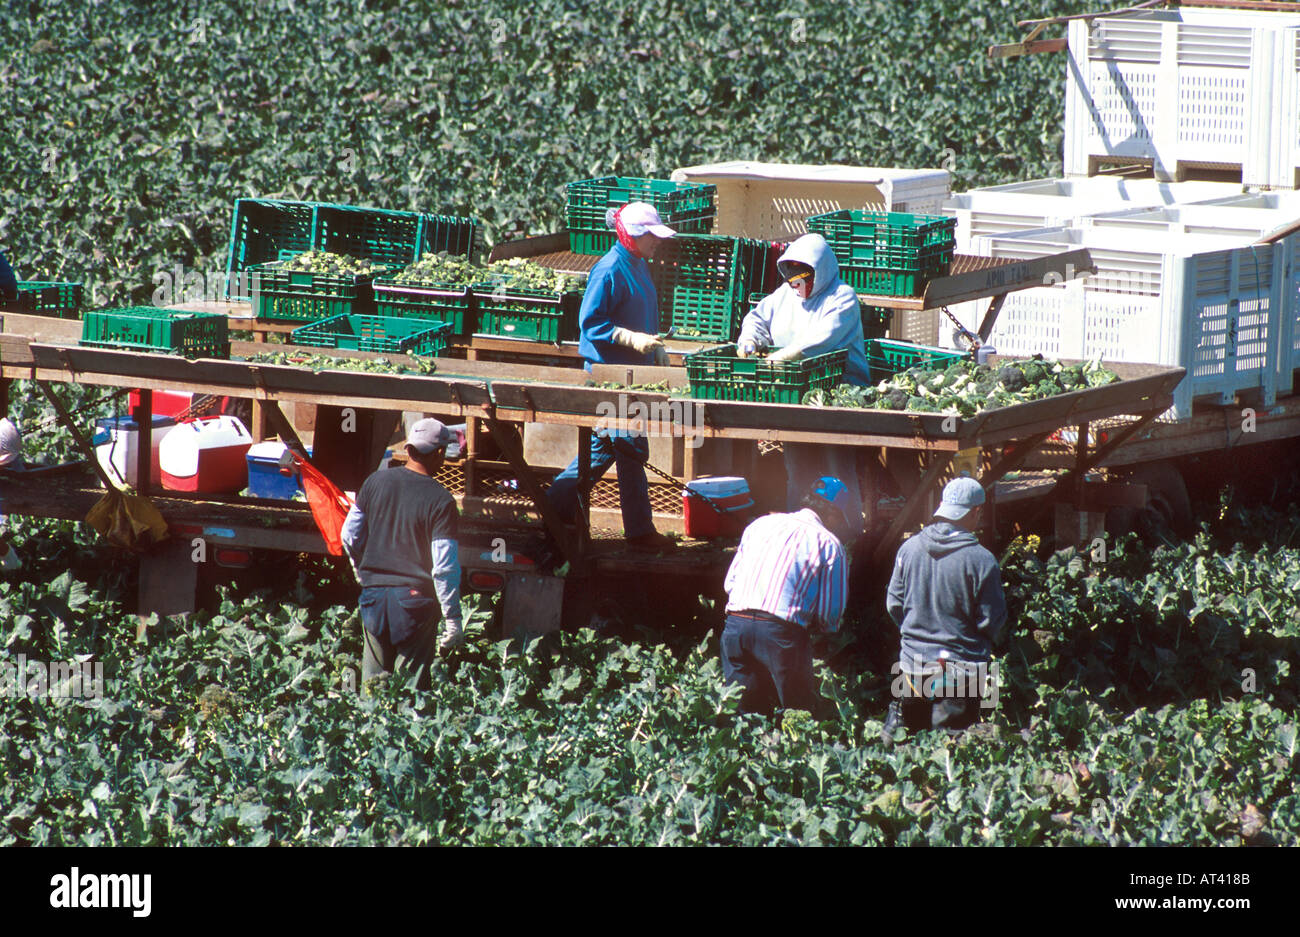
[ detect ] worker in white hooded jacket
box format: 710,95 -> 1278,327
737,233 -> 870,535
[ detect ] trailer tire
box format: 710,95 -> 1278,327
1107,462 -> 1193,542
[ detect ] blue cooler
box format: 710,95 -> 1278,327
246,442 -> 310,500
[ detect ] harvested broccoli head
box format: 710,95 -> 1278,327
906,395 -> 940,412
942,362 -> 970,383
1059,364 -> 1086,389
998,365 -> 1027,392
1086,368 -> 1119,387
1019,360 -> 1048,385
883,388 -> 910,410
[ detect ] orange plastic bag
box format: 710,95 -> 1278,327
292,453 -> 353,555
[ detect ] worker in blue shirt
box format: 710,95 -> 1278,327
738,233 -> 870,536
546,201 -> 676,552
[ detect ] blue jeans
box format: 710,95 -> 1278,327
546,429 -> 655,538
784,442 -> 863,536
720,612 -> 816,715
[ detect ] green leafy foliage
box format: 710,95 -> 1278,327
1,479 -> 1297,845
280,251 -> 387,277
1,0 -> 1093,308
240,350 -> 438,375
803,355 -> 1119,415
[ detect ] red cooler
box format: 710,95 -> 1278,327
683,477 -> 754,538
159,415 -> 253,493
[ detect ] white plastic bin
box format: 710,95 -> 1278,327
1062,8 -> 1300,186
944,177 -> 1243,250
669,162 -> 950,240
948,224 -> 1294,419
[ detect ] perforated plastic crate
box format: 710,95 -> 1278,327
11,281 -> 83,318
1061,9 -> 1297,185
807,210 -> 957,253
373,280 -> 475,335
865,339 -> 967,381
566,176 -> 716,255
249,260 -> 397,322
685,344 -> 846,403
81,307 -> 230,358
959,223 -> 1292,419
290,314 -> 450,357
645,234 -> 769,338
473,288 -> 579,343
669,162 -> 952,239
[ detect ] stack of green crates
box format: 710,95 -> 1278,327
80,307 -> 230,359
10,281 -> 84,318
684,344 -> 847,404
225,199 -> 479,300
565,176 -> 716,255
807,210 -> 956,297
290,315 -> 451,357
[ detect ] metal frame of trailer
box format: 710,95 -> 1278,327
1,305 -> 1182,624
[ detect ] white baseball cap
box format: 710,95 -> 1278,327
934,476 -> 985,521
617,202 -> 676,239
406,418 -> 453,454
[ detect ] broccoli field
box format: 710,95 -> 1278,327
2,457 -> 1298,847
1,0 -> 1298,857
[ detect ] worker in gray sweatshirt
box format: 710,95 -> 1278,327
883,476 -> 1007,741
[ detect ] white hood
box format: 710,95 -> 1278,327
778,233 -> 840,301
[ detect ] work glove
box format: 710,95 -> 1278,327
736,339 -> 759,358
651,345 -> 669,367
767,346 -> 804,363
611,327 -> 664,356
440,619 -> 465,651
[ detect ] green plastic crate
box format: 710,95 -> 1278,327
685,344 -> 847,404
668,288 -> 735,341
865,339 -> 967,381
291,314 -> 451,357
80,307 -> 230,359
249,260 -> 398,322
647,234 -> 763,338
839,261 -> 949,297
10,281 -> 84,318
473,288 -> 579,343
225,199 -> 479,299
373,279 -> 475,335
807,210 -> 957,251
566,176 -> 716,255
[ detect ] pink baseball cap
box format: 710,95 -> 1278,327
618,202 -> 676,239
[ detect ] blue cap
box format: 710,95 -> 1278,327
935,476 -> 985,520
811,475 -> 850,512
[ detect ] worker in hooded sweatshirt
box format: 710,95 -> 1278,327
737,232 -> 870,536
883,477 -> 1007,742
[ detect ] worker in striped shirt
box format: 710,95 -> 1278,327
720,476 -> 851,715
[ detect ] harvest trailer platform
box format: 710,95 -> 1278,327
1,301 -> 1186,625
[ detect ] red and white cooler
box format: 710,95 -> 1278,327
159,415 -> 253,493
683,476 -> 754,538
